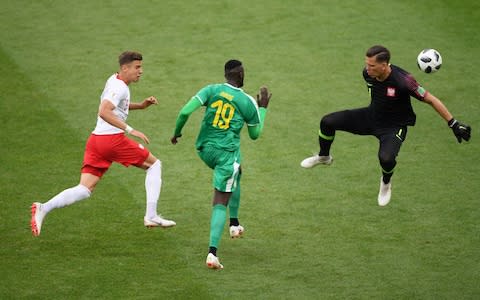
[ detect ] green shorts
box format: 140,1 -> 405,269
197,146 -> 241,193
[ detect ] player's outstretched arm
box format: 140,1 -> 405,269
423,93 -> 471,143
422,93 -> 453,121
171,98 -> 202,144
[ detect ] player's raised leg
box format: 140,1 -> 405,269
301,114 -> 337,168
300,129 -> 334,168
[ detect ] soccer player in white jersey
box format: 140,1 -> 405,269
30,51 -> 175,236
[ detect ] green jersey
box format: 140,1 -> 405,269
194,83 -> 260,151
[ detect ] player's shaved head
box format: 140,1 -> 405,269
225,59 -> 242,73
366,45 -> 390,63
224,59 -> 244,87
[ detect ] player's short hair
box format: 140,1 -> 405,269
366,45 -> 390,63
119,51 -> 143,66
225,59 -> 242,73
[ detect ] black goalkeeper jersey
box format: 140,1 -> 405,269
363,64 -> 428,128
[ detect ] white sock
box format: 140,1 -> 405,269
42,184 -> 91,214
145,160 -> 161,219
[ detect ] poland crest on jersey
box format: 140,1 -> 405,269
387,87 -> 396,97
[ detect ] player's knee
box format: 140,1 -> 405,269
320,114 -> 332,128
378,152 -> 396,169
320,114 -> 337,135
146,159 -> 161,170
78,184 -> 93,198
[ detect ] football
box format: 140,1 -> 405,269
417,49 -> 442,73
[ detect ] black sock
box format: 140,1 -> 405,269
319,137 -> 332,156
209,247 -> 217,256
382,173 -> 393,184
319,149 -> 329,156
229,218 -> 239,227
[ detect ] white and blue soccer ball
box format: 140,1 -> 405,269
417,49 -> 442,73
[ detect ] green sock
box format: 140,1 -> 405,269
228,185 -> 240,220
209,204 -> 227,248
228,172 -> 241,219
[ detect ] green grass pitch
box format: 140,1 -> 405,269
1,1 -> 479,299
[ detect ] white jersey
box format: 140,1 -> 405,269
93,73 -> 130,135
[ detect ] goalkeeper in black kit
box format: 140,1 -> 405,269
301,45 -> 471,206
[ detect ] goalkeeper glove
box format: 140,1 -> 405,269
448,118 -> 471,143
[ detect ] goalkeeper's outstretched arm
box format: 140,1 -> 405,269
423,92 -> 471,143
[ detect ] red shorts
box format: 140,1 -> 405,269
81,133 -> 150,177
